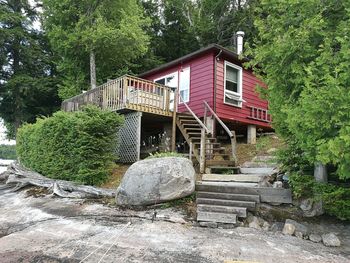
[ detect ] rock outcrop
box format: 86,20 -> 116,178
116,157 -> 195,206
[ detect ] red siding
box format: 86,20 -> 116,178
143,52 -> 215,117
142,50 -> 271,128
215,58 -> 271,128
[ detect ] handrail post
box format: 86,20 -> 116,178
189,141 -> 193,162
199,128 -> 206,173
230,130 -> 237,164
171,87 -> 178,152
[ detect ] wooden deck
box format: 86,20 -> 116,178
61,75 -> 174,117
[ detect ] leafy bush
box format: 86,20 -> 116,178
289,173 -> 350,220
17,105 -> 124,185
0,144 -> 16,160
147,152 -> 184,159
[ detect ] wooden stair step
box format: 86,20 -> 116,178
202,173 -> 265,183
190,137 -> 217,142
206,166 -> 240,174
184,128 -> 202,131
197,211 -> 237,224
197,204 -> 247,218
194,142 -> 221,146
178,115 -> 196,119
239,167 -> 275,175
196,197 -> 256,209
206,160 -> 235,166
179,120 -> 198,124
197,191 -> 260,203
196,182 -> 292,203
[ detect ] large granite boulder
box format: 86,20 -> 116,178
116,157 -> 195,206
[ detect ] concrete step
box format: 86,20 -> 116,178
196,198 -> 256,209
197,204 -> 247,218
197,211 -> 237,224
202,173 -> 266,183
239,167 -> 275,175
197,191 -> 260,203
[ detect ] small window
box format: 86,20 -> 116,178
224,61 -> 243,107
179,67 -> 190,103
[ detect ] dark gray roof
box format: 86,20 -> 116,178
139,44 -> 249,78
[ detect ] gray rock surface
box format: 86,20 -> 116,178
322,233 -> 341,247
116,157 -> 195,206
309,234 -> 322,243
285,219 -> 309,236
295,231 -> 303,239
300,198 -> 324,217
282,223 -> 295,235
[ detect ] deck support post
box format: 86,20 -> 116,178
199,128 -> 206,173
247,124 -> 256,144
314,162 -> 328,183
171,87 -> 179,152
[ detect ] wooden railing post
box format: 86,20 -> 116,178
171,87 -> 179,152
230,130 -> 237,164
199,128 -> 206,173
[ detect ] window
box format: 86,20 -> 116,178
154,72 -> 178,111
224,61 -> 243,107
155,72 -> 178,88
179,67 -> 190,103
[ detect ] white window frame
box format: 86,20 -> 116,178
179,67 -> 190,103
154,71 -> 178,88
223,61 -> 243,108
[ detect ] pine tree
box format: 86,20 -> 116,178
0,0 -> 60,137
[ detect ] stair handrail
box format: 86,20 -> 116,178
179,94 -> 210,134
203,101 -> 237,163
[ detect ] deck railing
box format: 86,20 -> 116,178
61,75 -> 174,116
247,106 -> 271,123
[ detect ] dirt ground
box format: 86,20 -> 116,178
0,185 -> 349,263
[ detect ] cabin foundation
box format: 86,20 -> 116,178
247,125 -> 256,144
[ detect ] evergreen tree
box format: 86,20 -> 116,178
0,0 -> 60,137
42,0 -> 150,99
249,0 -> 350,179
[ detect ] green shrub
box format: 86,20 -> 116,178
289,173 -> 350,220
0,144 -> 16,160
17,105 -> 124,185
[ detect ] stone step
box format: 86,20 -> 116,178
239,167 -> 275,175
196,198 -> 256,209
197,204 -> 247,218
197,191 -> 260,203
202,173 -> 265,183
197,211 -> 237,224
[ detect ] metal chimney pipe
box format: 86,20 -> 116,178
236,31 -> 245,55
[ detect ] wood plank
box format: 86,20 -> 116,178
197,211 -> 237,224
202,174 -> 265,183
239,167 -> 275,174
197,192 -> 260,203
197,204 -> 247,218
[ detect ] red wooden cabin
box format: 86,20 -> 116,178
139,44 -> 271,143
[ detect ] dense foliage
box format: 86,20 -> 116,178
0,0 -> 61,137
249,0 -> 350,180
42,0 -> 150,99
289,174 -> 350,220
17,106 -> 124,185
0,144 -> 16,160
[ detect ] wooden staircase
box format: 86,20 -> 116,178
176,113 -> 235,169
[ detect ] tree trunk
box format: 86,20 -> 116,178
1,162 -> 115,198
90,50 -> 97,89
